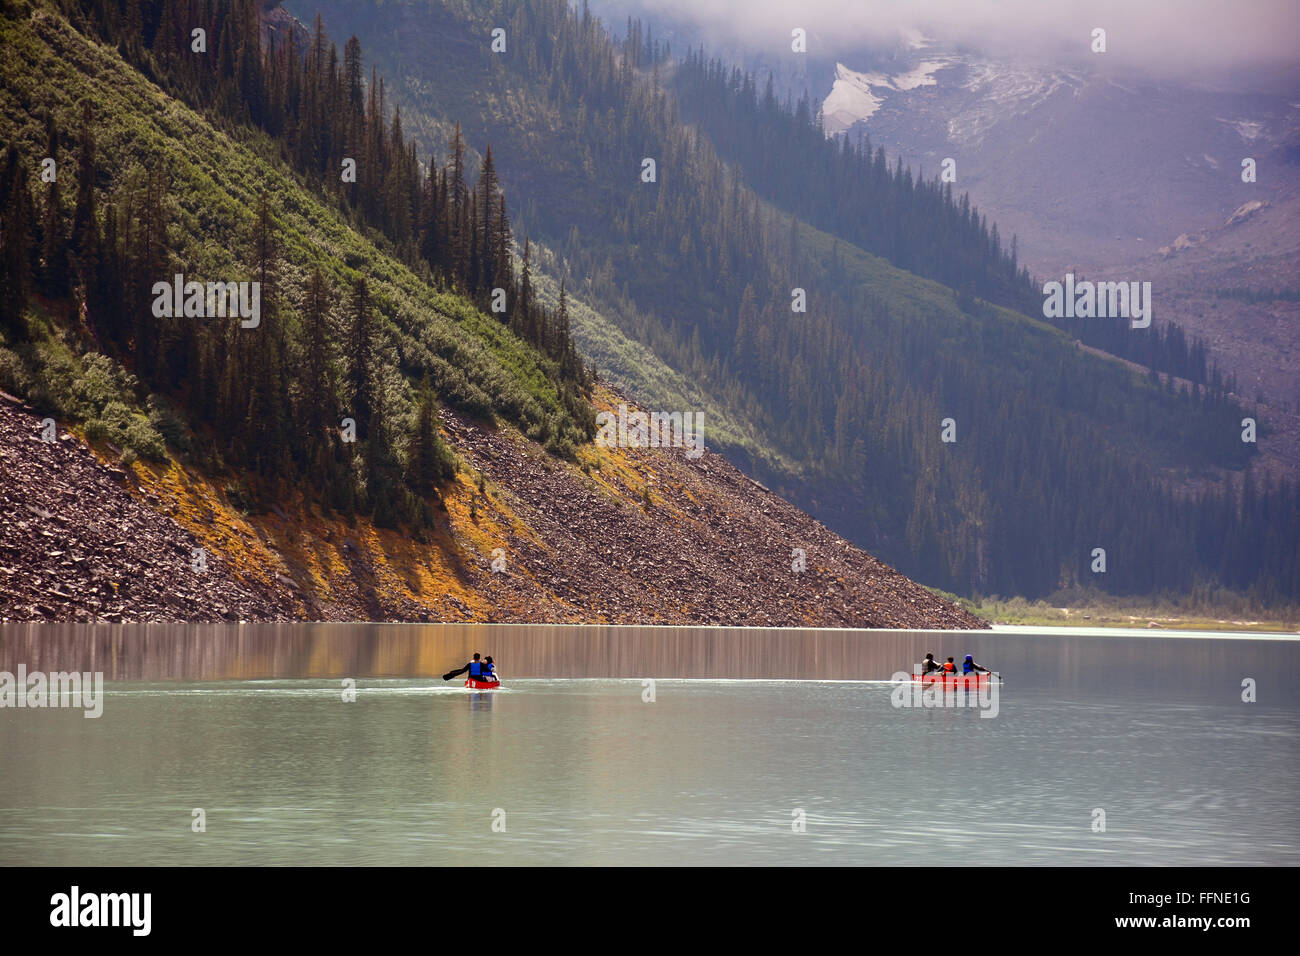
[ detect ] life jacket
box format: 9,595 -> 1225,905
469,660 -> 482,677
942,661 -> 956,673
963,660 -> 975,674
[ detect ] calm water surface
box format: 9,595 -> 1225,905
1,624 -> 1296,865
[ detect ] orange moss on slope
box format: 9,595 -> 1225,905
95,414 -> 594,621
120,453 -> 501,621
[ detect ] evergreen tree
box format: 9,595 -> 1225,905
40,110 -> 69,297
411,383 -> 455,496
450,122 -> 469,282
300,267 -> 334,465
347,275 -> 373,436
478,145 -> 499,293
245,192 -> 285,475
71,100 -> 100,319
0,147 -> 34,339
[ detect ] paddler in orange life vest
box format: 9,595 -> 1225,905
942,657 -> 958,674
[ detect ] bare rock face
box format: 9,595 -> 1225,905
0,393 -> 296,623
1225,200 -> 1268,228
425,397 -> 985,630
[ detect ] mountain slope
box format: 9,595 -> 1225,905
293,0 -> 1298,604
1,384 -> 983,628
0,0 -> 983,628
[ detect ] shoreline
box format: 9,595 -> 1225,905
2,620 -> 1293,639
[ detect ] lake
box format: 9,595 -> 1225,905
1,623 -> 1296,865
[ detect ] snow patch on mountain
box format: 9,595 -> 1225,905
821,51 -> 1086,142
1226,118 -> 1265,142
821,60 -> 951,136
892,61 -> 948,91
823,64 -> 886,134
946,61 -> 1083,145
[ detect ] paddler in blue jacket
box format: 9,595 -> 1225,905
962,655 -> 991,675
443,653 -> 484,681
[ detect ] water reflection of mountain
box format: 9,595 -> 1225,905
1,624 -> 1294,701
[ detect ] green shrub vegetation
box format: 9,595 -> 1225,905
0,0 -> 594,529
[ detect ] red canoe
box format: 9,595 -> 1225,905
914,673 -> 993,689
465,677 -> 501,690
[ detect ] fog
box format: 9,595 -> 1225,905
604,0 -> 1300,85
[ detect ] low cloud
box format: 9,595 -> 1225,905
616,0 -> 1300,84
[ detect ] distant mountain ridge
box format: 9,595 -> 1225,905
813,41 -> 1300,461
589,3 -> 1300,417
